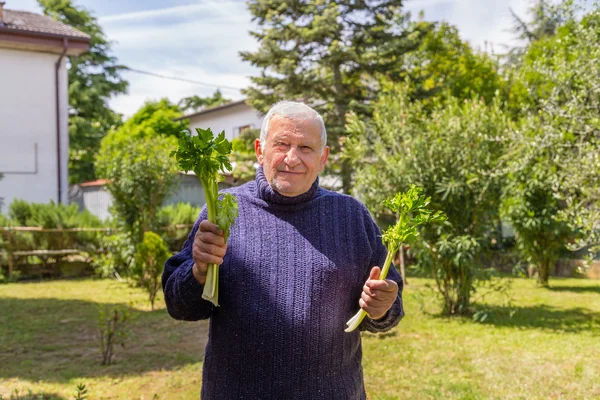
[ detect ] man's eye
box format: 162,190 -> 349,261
300,146 -> 312,152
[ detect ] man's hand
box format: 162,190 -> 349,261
192,220 -> 227,285
359,266 -> 399,320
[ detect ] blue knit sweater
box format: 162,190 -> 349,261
162,167 -> 404,399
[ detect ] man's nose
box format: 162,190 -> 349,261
284,147 -> 301,167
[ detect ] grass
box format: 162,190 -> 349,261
0,277 -> 599,399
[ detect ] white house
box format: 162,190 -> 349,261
0,3 -> 90,212
177,99 -> 264,141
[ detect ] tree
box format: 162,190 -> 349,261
501,144 -> 573,286
118,98 -> 185,139
505,0 -> 576,66
240,0 -> 432,192
345,84 -> 511,315
178,90 -> 231,114
95,104 -> 180,246
503,4 -> 600,284
405,22 -> 506,106
38,0 -> 128,184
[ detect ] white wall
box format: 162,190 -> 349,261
188,102 -> 263,142
0,48 -> 69,213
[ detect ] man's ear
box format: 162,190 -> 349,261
319,146 -> 330,172
255,138 -> 264,165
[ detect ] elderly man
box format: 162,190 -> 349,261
162,101 -> 404,399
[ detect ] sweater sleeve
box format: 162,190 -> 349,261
162,209 -> 213,321
358,204 -> 405,333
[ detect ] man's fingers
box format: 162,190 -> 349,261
199,220 -> 223,236
369,266 -> 381,281
193,249 -> 224,266
366,279 -> 398,292
362,284 -> 377,298
197,230 -> 226,246
359,297 -> 386,316
361,291 -> 387,305
197,241 -> 227,258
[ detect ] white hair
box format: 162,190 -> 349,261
260,101 -> 327,152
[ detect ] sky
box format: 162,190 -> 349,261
15,0 -> 529,117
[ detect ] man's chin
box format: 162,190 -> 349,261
271,180 -> 305,197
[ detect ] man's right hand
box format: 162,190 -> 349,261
192,220 -> 227,285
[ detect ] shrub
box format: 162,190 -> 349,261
134,232 -> 170,310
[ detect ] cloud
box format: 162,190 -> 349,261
101,1 -> 259,117
110,64 -> 252,118
99,0 -> 248,24
99,0 -> 530,117
445,0 -> 529,52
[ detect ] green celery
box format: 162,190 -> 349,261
345,185 -> 446,332
172,128 -> 239,306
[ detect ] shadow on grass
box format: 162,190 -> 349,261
0,390 -> 66,400
546,285 -> 600,294
0,297 -> 208,384
470,304 -> 600,334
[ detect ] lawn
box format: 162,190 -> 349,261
0,277 -> 598,399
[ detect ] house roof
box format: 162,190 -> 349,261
176,99 -> 249,121
1,9 -> 90,40
0,7 -> 90,55
79,179 -> 109,188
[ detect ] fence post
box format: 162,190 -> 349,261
6,229 -> 14,278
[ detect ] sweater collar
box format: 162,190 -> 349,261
255,166 -> 319,205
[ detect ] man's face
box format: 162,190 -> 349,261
255,115 -> 329,197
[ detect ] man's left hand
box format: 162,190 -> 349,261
359,266 -> 399,320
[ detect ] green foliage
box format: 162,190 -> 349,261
38,0 -> 128,184
345,84 -> 511,315
73,383 -> 88,400
230,128 -> 259,182
134,232 -> 169,310
215,194 -> 238,243
117,99 -> 184,139
97,305 -> 130,366
96,122 -> 179,245
241,0 -> 433,192
4,200 -> 104,258
172,128 -> 233,182
381,186 -> 447,251
91,233 -> 134,279
503,3 -> 600,284
406,22 -> 505,106
178,90 -> 230,114
505,0 -> 575,66
501,148 -> 573,286
172,128 -> 239,306
157,203 -> 202,252
157,203 -> 201,227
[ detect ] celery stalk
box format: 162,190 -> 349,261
345,185 -> 446,332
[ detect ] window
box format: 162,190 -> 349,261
238,125 -> 252,135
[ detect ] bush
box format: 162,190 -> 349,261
91,233 -> 135,279
134,232 -> 170,310
157,203 -> 200,226
1,201 -> 105,277
157,203 -> 200,251
7,200 -> 105,251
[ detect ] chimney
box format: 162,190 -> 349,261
0,2 -> 5,26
